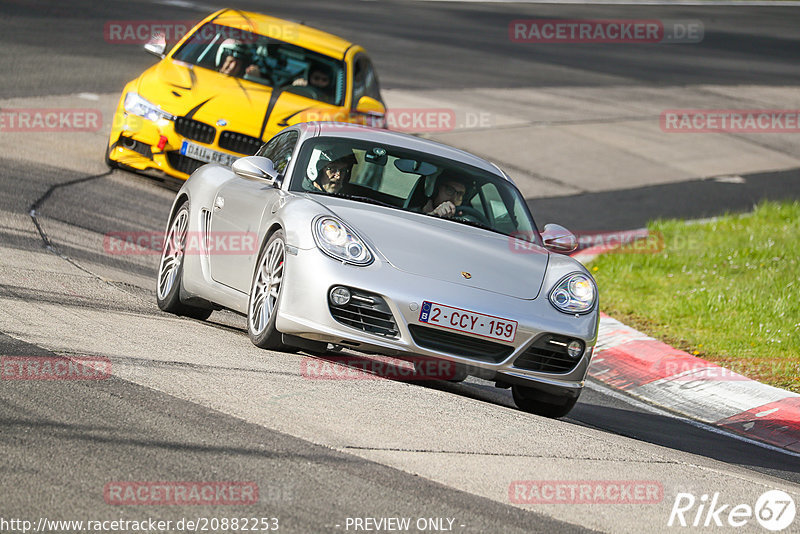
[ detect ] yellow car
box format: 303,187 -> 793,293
107,9 -> 386,181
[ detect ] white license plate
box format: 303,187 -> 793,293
418,301 -> 517,343
180,140 -> 238,166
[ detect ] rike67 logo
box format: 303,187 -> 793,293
668,490 -> 796,531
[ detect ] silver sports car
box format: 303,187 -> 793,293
157,122 -> 599,417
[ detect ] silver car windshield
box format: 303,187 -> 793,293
290,136 -> 540,242
172,22 -> 345,106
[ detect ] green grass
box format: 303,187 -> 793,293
589,200 -> 800,393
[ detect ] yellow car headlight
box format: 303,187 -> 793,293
124,92 -> 175,122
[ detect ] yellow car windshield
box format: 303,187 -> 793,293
172,22 -> 345,106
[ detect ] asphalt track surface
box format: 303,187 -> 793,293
2,0 -> 800,532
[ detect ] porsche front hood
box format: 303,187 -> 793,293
316,197 -> 549,300
136,59 -> 337,139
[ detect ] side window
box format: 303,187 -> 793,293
256,131 -> 299,174
351,55 -> 382,105
476,182 -> 533,234
475,183 -> 505,224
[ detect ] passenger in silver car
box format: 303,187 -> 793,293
303,147 -> 357,194
423,176 -> 469,218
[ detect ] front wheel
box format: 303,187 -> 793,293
248,230 -> 292,350
105,143 -> 118,169
512,384 -> 579,418
156,202 -> 213,320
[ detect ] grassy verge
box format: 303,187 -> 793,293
589,200 -> 799,393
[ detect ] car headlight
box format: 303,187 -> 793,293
549,273 -> 596,314
313,217 -> 373,265
124,92 -> 175,122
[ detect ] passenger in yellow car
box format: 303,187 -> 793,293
292,63 -> 335,104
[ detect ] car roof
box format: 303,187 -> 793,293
208,9 -> 354,59
306,123 -> 509,179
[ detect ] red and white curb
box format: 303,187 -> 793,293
589,314 -> 800,453
572,232 -> 800,454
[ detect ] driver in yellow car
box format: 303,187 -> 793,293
217,39 -> 262,78
219,54 -> 262,77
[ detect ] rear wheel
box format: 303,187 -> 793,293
248,230 -> 292,350
156,202 -> 213,320
512,384 -> 579,418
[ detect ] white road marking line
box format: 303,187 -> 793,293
714,175 -> 746,184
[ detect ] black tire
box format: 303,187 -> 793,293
105,143 -> 118,169
247,230 -> 292,350
512,384 -> 579,418
156,201 -> 213,320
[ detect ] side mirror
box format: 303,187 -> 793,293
355,96 -> 385,114
541,223 -> 577,253
232,156 -> 280,184
144,33 -> 167,59
353,96 -> 386,127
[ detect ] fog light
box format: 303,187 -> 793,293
330,286 -> 351,306
567,340 -> 584,359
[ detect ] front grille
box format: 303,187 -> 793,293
175,117 -> 216,144
513,334 -> 582,373
166,151 -> 205,175
219,131 -> 262,155
408,325 -> 513,363
329,289 -> 399,338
